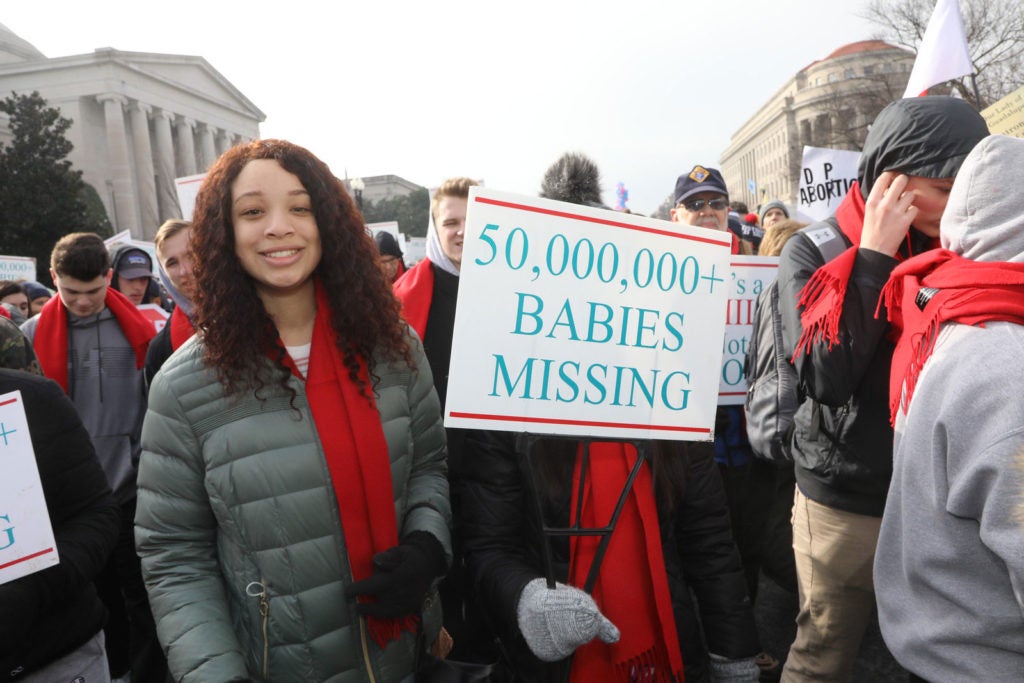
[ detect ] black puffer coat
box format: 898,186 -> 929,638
0,369 -> 119,679
460,431 -> 759,682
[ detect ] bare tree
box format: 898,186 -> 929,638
860,0 -> 1024,107
816,70 -> 910,149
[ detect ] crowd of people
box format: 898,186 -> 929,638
1,94 -> 1021,683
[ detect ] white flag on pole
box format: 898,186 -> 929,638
903,0 -> 974,98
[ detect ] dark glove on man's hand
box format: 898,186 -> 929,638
344,530 -> 447,619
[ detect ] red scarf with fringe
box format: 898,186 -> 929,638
278,281 -> 417,648
880,249 -> 1024,424
568,442 -> 684,683
34,287 -> 155,392
168,305 -> 195,351
392,258 -> 434,340
792,182 -> 936,361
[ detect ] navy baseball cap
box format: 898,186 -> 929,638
674,165 -> 729,205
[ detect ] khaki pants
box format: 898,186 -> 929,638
781,489 -> 881,683
21,631 -> 111,683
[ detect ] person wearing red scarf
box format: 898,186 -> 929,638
874,134 -> 1024,681
461,432 -> 761,682
19,231 -> 163,682
135,141 -> 450,683
773,97 -> 989,682
458,156 -> 760,682
144,219 -> 198,385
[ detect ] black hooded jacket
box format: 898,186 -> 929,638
775,97 -> 988,516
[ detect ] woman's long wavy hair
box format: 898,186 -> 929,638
190,139 -> 411,397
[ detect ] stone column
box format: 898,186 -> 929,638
128,102 -> 160,239
175,117 -> 198,176
153,109 -> 182,220
96,94 -> 140,236
216,129 -> 232,156
197,123 -> 218,171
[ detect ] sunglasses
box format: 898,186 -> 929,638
680,197 -> 729,212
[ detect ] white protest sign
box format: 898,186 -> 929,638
718,256 -> 780,405
0,390 -> 58,585
103,230 -> 133,251
445,188 -> 732,441
797,146 -> 860,222
137,303 -> 170,333
175,173 -> 206,221
0,255 -> 36,282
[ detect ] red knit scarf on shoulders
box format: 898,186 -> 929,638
880,249 -> 1024,424
168,305 -> 195,351
792,182 -> 936,361
568,442 -> 684,683
392,258 -> 434,340
276,281 -> 416,648
33,287 -> 155,392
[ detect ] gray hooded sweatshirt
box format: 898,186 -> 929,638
874,135 -> 1024,681
22,306 -> 146,503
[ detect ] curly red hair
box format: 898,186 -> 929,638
190,139 -> 411,395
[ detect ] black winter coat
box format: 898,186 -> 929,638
776,229 -> 927,516
459,431 -> 759,682
0,370 -> 119,679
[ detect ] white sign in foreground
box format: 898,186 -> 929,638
0,390 -> 58,585
797,146 -> 860,222
718,256 -> 780,405
445,188 -> 732,441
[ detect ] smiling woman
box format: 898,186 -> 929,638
134,139 -> 452,682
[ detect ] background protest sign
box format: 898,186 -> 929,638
0,255 -> 36,282
0,390 -> 58,585
982,84 -> 1024,139
797,146 -> 860,222
445,188 -> 732,442
718,256 -> 780,405
175,173 -> 206,221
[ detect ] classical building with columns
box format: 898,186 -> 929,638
0,23 -> 263,240
720,40 -> 913,212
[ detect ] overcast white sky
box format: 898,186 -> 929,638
5,1 -> 882,216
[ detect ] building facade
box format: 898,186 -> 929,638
0,24 -> 263,240
720,40 -> 913,212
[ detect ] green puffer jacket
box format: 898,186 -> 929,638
135,336 -> 451,683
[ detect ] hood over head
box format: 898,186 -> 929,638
858,96 -> 989,197
941,135 -> 1024,263
540,152 -> 606,208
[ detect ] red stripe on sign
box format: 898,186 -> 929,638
0,547 -> 55,570
719,392 -> 747,397
474,196 -> 730,248
731,262 -> 778,268
0,398 -> 17,407
448,411 -> 711,434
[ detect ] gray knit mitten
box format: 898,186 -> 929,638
708,653 -> 760,682
515,578 -> 620,662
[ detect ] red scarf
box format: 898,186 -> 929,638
278,281 -> 416,648
34,287 -> 155,392
392,258 -> 434,340
880,249 -> 1024,424
568,443 -> 684,682
792,182 -> 935,361
168,305 -> 195,351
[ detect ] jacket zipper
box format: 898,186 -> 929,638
359,616 -> 377,683
246,580 -> 270,679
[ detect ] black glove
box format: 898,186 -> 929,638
344,530 -> 447,619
